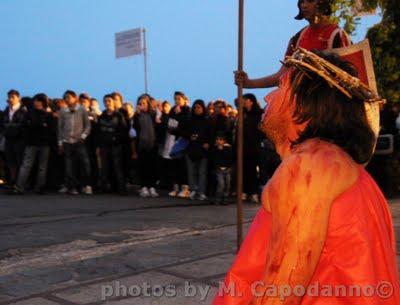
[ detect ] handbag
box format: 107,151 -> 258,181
169,138 -> 189,159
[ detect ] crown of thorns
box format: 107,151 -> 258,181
284,48 -> 381,103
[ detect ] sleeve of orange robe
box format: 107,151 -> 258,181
212,207 -> 272,305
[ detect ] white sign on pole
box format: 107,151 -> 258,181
115,28 -> 143,59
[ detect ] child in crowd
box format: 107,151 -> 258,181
213,133 -> 233,205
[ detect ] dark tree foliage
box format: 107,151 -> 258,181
332,0 -> 400,102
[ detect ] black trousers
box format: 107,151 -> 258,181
243,152 -> 259,195
4,139 -> 25,184
164,157 -> 187,186
64,143 -> 91,189
138,148 -> 158,188
99,145 -> 126,193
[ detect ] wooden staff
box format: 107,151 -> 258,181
236,0 -> 244,251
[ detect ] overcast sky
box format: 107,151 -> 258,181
0,0 -> 381,107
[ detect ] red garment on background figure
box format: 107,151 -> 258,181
285,23 -> 351,56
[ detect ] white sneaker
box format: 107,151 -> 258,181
69,188 -> 79,195
189,191 -> 197,200
168,184 -> 180,197
250,194 -> 260,204
178,185 -> 190,199
139,187 -> 150,198
149,187 -> 159,198
58,186 -> 68,194
82,186 -> 93,195
198,194 -> 207,201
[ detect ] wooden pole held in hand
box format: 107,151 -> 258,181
236,0 -> 244,251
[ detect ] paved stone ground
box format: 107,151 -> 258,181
0,192 -> 399,305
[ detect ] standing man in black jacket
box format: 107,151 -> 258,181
14,94 -> 53,194
3,89 -> 27,186
95,94 -> 128,195
240,93 -> 264,203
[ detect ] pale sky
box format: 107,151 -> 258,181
0,0 -> 381,107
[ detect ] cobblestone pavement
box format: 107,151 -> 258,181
0,193 -> 399,305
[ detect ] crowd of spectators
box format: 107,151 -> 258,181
0,89 -> 281,204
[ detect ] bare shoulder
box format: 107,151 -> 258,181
263,139 -> 359,211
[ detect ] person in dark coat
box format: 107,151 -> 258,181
14,94 -> 53,194
155,101 -> 172,188
80,93 -> 99,189
242,93 -> 264,203
160,91 -> 191,198
132,95 -> 160,198
95,94 -> 128,195
207,100 -> 234,198
180,99 -> 211,200
209,100 -> 234,145
380,101 -> 398,135
2,89 -> 27,186
0,110 -> 6,183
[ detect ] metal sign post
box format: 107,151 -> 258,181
142,28 -> 148,94
115,27 -> 148,93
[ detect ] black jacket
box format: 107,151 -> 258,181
133,111 -> 157,152
2,105 -> 27,140
95,111 -> 127,147
243,107 -> 264,155
209,115 -> 234,146
24,109 -> 54,146
168,105 -> 191,136
156,112 -> 169,145
0,111 -> 4,135
213,144 -> 234,169
180,114 -> 211,161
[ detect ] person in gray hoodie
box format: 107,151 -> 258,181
58,90 -> 92,195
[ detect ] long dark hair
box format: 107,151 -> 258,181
136,94 -> 154,114
192,99 -> 206,117
290,52 -> 376,164
295,0 -> 333,20
243,93 -> 262,114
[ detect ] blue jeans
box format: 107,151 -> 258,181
186,155 -> 207,194
64,143 -> 91,189
16,146 -> 50,191
216,167 -> 231,199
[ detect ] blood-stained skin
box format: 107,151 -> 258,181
253,80 -> 359,305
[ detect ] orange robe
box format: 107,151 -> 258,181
212,166 -> 400,304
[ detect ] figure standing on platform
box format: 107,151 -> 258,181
235,0 -> 351,90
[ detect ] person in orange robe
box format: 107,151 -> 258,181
235,0 -> 351,89
212,52 -> 400,304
